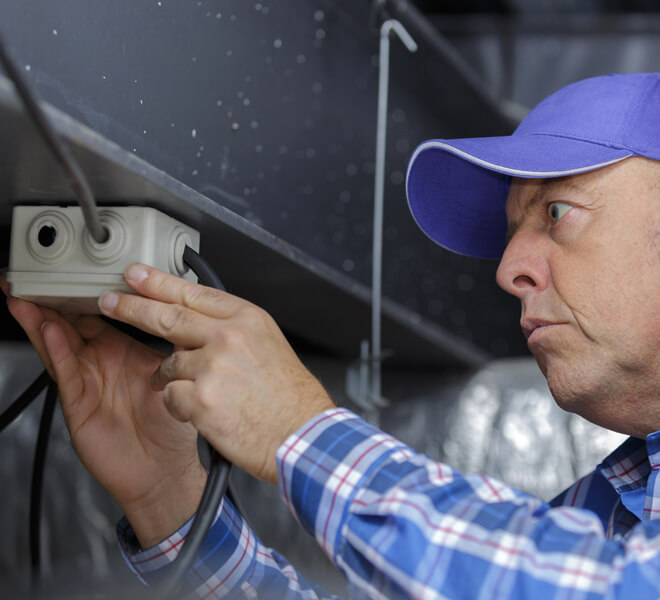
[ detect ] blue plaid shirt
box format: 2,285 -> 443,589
118,408 -> 660,598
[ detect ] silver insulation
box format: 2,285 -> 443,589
0,346 -> 626,597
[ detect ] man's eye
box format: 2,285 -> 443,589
548,202 -> 572,223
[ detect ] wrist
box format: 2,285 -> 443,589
122,463 -> 208,549
264,387 -> 336,485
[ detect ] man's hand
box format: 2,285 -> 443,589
98,263 -> 335,485
2,277 -> 206,549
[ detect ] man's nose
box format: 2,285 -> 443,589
495,231 -> 550,299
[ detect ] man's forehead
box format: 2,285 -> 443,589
505,175 -> 578,217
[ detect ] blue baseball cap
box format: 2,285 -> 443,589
406,72 -> 660,259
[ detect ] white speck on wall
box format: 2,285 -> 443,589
52,29 -> 58,36
273,39 -> 282,49
24,65 -> 31,72
192,129 -> 197,138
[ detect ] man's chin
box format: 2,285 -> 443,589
542,362 -> 589,415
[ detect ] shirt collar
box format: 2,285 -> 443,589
597,431 -> 660,520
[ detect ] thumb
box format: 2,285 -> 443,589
41,321 -> 84,408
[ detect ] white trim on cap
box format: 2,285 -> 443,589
407,140 -> 633,179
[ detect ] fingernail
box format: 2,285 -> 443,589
125,264 -> 149,284
99,292 -> 119,313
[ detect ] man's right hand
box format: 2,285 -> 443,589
2,278 -> 206,549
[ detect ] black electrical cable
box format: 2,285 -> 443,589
0,30 -> 235,597
182,246 -> 226,293
29,379 -> 57,587
0,370 -> 50,433
156,247 -> 232,597
183,245 -> 247,515
0,33 -> 108,244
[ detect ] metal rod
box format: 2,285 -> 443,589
371,20 -> 417,406
383,0 -> 528,125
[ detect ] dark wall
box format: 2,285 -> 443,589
8,1 -> 655,359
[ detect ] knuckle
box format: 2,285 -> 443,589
163,381 -> 175,403
181,283 -> 204,308
162,351 -> 183,379
208,353 -> 226,374
194,378 -> 216,412
237,303 -> 270,329
163,383 -> 188,422
157,305 -> 183,332
223,323 -> 248,351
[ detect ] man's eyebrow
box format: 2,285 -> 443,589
503,177 -> 580,246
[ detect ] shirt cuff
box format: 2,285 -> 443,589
117,506 -> 200,585
117,495 -> 250,597
276,408 -> 412,562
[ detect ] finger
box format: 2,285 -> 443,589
163,380 -> 196,423
7,296 -> 88,369
0,273 -> 9,296
99,291 -> 211,348
123,263 -> 242,319
7,296 -> 55,374
151,349 -> 204,391
41,321 -> 84,404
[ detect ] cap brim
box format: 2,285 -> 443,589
406,135 -> 632,259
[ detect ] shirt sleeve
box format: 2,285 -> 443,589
116,489 -> 343,599
276,408 -> 660,599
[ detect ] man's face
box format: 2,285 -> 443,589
496,157 -> 660,437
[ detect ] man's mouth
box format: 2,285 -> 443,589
521,318 -> 564,343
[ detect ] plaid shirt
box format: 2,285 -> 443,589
118,408 -> 660,598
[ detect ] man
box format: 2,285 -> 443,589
5,72 -> 660,598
